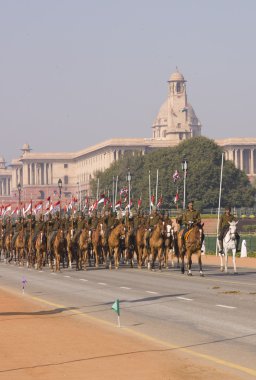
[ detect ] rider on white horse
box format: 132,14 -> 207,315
218,206 -> 240,255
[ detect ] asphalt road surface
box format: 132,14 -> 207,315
1,260 -> 256,378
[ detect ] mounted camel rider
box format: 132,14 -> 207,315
177,201 -> 202,252
218,206 -> 240,255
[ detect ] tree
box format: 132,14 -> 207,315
90,137 -> 255,210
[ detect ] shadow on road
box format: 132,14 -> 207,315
1,331 -> 256,374
0,306 -> 78,317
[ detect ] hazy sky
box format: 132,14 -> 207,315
0,0 -> 255,163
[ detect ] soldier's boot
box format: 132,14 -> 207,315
218,239 -> 224,256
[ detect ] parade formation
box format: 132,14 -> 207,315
0,198 -> 210,275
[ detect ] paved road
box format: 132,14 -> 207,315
1,261 -> 256,378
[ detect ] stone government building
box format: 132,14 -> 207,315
1,70 -> 256,203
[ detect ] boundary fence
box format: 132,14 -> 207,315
204,234 -> 256,254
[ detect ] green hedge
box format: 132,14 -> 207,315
205,235 -> 256,255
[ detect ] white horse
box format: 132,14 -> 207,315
220,221 -> 238,274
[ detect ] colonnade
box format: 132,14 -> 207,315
27,162 -> 52,186
225,148 -> 256,175
15,162 -> 53,187
0,177 -> 11,196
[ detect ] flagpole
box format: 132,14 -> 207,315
155,169 -> 159,210
96,178 -> 99,202
29,194 -> 32,256
112,176 -> 115,211
115,175 -> 118,210
149,170 -> 151,214
216,152 -> 224,256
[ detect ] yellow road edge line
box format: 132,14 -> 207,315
27,293 -> 256,377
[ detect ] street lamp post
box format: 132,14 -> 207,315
17,183 -> 22,218
58,178 -> 62,215
181,158 -> 188,210
126,169 -> 132,214
77,181 -> 81,211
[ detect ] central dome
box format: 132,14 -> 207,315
168,70 -> 185,82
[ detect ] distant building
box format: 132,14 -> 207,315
152,70 -> 201,141
1,70 -> 255,204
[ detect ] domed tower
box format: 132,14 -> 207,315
21,143 -> 32,156
0,156 -> 6,169
152,69 -> 201,142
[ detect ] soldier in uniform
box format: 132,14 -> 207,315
33,214 -> 46,244
105,210 -> 118,241
48,212 -> 61,248
12,217 -> 24,248
73,213 -> 86,243
218,206 -> 240,255
146,208 -> 160,248
177,201 -> 201,252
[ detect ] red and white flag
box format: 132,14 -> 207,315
120,187 -> 128,196
33,201 -> 43,214
125,200 -> 133,210
3,204 -> 11,216
45,196 -> 51,210
115,199 -> 122,209
172,170 -> 180,183
11,207 -> 18,216
97,194 -> 105,205
92,200 -> 98,210
24,201 -> 32,215
157,195 -> 163,208
150,195 -> 155,207
137,197 -> 142,208
174,192 -> 179,204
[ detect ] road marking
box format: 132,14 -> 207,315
146,291 -> 158,294
216,304 -> 236,309
50,273 -> 56,275
25,292 -> 256,378
64,275 -> 70,278
120,287 -> 131,290
80,279 -> 88,282
176,296 -> 193,301
98,282 -> 107,286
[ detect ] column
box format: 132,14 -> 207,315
32,163 -> 35,185
27,164 -> 30,185
250,149 -> 254,175
240,149 -> 244,171
0,180 -> 2,195
51,164 -> 53,184
20,168 -> 23,186
23,164 -> 28,185
44,163 -> 47,185
234,149 -> 238,168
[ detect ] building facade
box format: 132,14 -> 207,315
1,70 -> 256,204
